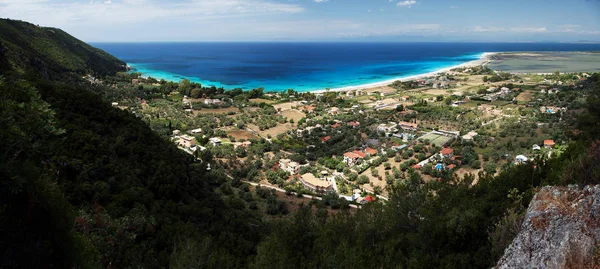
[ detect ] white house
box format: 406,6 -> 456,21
209,137 -> 222,146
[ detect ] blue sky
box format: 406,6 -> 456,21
1,0 -> 599,42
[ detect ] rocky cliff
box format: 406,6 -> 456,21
496,185 -> 600,269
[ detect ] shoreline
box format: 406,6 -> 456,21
128,52 -> 496,93
312,52 -> 496,94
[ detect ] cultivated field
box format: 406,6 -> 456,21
280,109 -> 306,122
420,133 -> 453,147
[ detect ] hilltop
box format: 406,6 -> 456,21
0,18 -> 126,78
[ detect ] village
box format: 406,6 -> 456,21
103,65 -> 583,207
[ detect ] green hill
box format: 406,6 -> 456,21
0,19 -> 126,78
0,19 -> 261,268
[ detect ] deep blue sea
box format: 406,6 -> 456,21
93,42 -> 600,92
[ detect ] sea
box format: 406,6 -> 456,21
93,42 -> 600,92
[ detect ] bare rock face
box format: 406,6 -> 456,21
496,185 -> 600,269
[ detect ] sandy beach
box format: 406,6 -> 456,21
312,52 -> 496,94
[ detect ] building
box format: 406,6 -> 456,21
343,151 -> 366,166
331,123 -> 341,129
364,147 -> 378,156
279,159 -> 301,174
440,148 -> 454,159
347,121 -> 361,128
172,130 -> 181,136
190,128 -> 203,134
377,122 -> 398,134
398,121 -> 418,132
300,173 -> 333,193
300,105 -> 315,113
401,95 -> 410,101
515,155 -> 528,164
462,131 -> 479,141
328,107 -> 340,115
321,136 -> 331,143
209,137 -> 222,146
544,140 -> 555,148
179,135 -> 196,148
204,99 -> 222,105
532,144 -> 541,151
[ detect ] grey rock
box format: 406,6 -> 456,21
496,185 -> 600,269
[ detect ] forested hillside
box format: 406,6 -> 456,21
1,18 -> 600,269
0,19 -> 126,78
0,19 -> 262,268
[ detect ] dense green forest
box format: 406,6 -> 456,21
1,18 -> 599,268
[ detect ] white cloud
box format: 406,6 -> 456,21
510,27 -> 547,33
397,0 -> 416,8
1,0 -> 305,27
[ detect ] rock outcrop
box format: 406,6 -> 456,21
496,185 -> 600,268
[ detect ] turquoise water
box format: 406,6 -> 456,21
93,42 -> 600,92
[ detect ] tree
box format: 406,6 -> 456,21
357,175 -> 370,184
471,160 -> 482,169
484,163 -> 497,174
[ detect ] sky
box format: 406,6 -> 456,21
1,0 -> 599,42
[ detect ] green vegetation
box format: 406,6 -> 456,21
0,19 -> 125,78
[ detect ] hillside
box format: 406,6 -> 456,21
0,21 -> 262,268
0,18 -> 126,78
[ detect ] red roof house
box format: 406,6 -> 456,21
365,195 -> 376,203
365,147 -> 378,156
321,136 -> 331,143
544,140 -> 555,148
441,148 -> 454,157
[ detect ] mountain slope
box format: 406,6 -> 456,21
0,20 -> 261,268
0,19 -> 126,78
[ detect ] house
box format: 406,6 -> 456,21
348,121 -> 361,128
300,173 -> 333,193
321,136 -> 331,143
343,150 -> 367,166
544,140 -> 555,148
364,195 -> 376,203
328,107 -> 340,115
172,130 -> 181,136
447,164 -> 457,170
462,131 -> 479,141
209,137 -> 222,146
111,102 -> 119,107
401,95 -> 411,102
132,79 -> 140,85
398,121 -> 418,132
204,99 -> 222,105
331,123 -> 341,129
364,147 -> 378,156
532,144 -> 541,151
280,159 -> 301,174
440,148 -> 454,159
377,122 -> 398,134
515,155 -> 528,164
190,128 -> 203,134
300,105 -> 315,113
179,135 -> 196,148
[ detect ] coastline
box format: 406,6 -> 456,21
127,52 -> 496,94
312,52 -> 496,94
